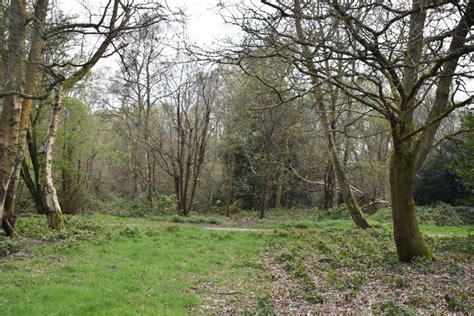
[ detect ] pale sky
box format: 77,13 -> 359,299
173,0 -> 238,46
56,0 -> 238,46
55,0 -> 241,70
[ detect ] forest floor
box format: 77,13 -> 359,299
0,213 -> 472,314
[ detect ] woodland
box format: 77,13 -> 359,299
0,0 -> 473,314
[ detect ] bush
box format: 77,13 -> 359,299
370,203 -> 473,226
90,197 -> 149,217
315,205 -> 351,221
170,215 -> 223,225
14,214 -> 120,251
156,195 -> 177,214
90,195 -> 178,217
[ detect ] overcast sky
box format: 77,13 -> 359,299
57,0 -> 237,45
56,0 -> 240,70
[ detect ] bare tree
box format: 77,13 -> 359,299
153,65 -> 218,216
108,23 -> 167,203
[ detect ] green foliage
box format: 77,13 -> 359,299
413,113 -> 473,206
156,194 -> 177,214
245,298 -> 275,315
265,221 -> 472,312
444,291 -> 470,312
370,203 -> 473,226
91,195 -> 180,217
315,204 -> 352,221
414,140 -> 470,206
450,113 -> 474,191
106,197 -> 150,217
14,215 -> 119,251
169,215 -> 223,225
0,239 -> 18,257
379,300 -> 416,315
55,97 -> 108,214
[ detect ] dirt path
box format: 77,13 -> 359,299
198,225 -> 271,232
106,221 -> 271,233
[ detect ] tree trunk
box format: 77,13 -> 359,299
259,155 -> 270,219
323,113 -> 369,229
21,159 -> 47,214
38,85 -> 65,230
2,0 -> 49,233
324,162 -> 337,209
225,146 -> 236,217
293,0 -> 369,229
0,0 -> 27,235
3,167 -> 20,216
388,0 -> 433,262
145,150 -> 153,205
274,165 -> 284,209
275,137 -> 289,209
389,147 -> 433,262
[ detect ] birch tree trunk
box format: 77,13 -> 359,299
0,0 -> 27,235
38,85 -> 65,230
3,0 -> 49,230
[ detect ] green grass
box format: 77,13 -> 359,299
0,219 -> 268,315
1,213 -> 472,314
418,224 -> 473,236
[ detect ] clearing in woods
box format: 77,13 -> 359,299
0,214 -> 472,314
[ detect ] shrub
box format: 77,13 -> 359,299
316,205 -> 352,221
156,195 -> 177,214
370,203 -> 472,226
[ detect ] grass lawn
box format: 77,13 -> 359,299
0,214 -> 472,314
0,218 -> 269,315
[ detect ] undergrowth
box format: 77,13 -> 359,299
266,224 -> 473,313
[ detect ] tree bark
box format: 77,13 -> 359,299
2,0 -> 49,231
274,165 -> 284,209
386,0 -> 433,261
274,136 -> 289,209
324,162 -> 337,209
38,85 -> 65,230
389,146 -> 433,262
259,153 -> 270,219
0,0 -> 27,235
21,158 -> 47,214
225,146 -> 236,217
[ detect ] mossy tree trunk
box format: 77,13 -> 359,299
389,143 -> 433,262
